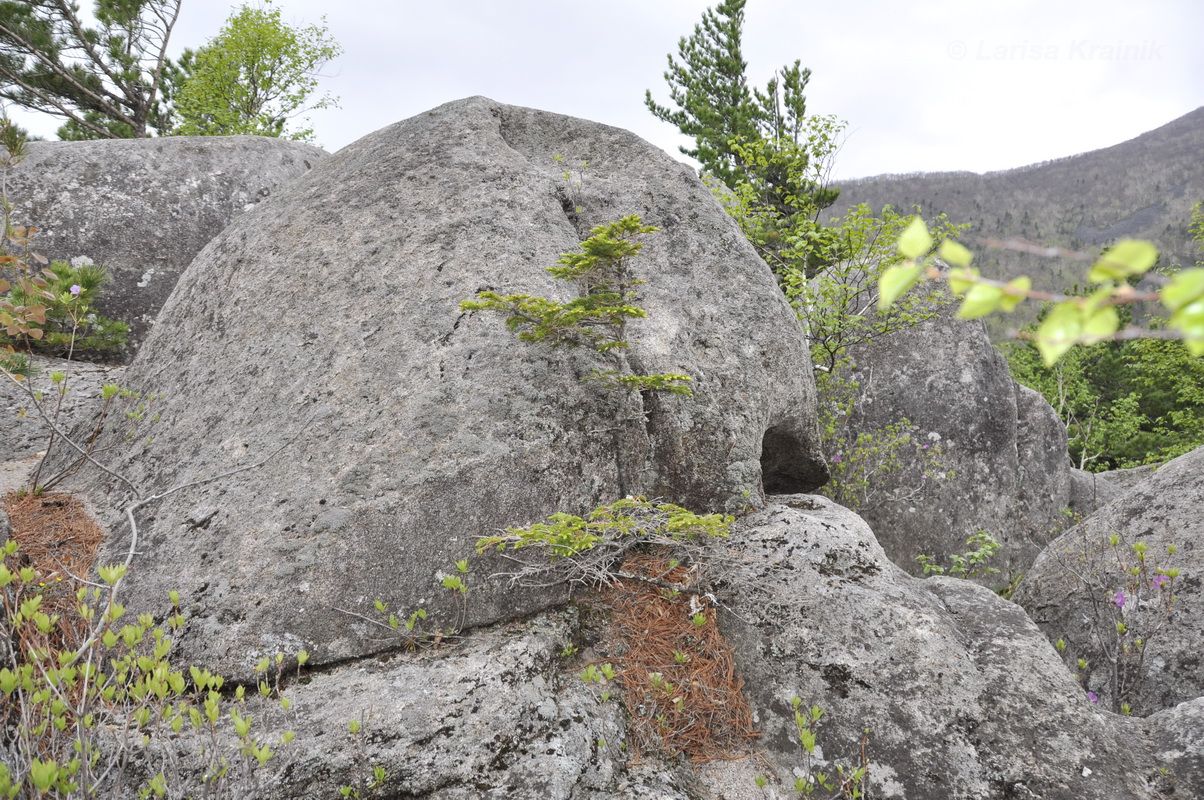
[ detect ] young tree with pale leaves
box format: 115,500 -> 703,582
172,1 -> 340,142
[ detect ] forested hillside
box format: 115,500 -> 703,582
830,106 -> 1204,330
838,108 -> 1204,469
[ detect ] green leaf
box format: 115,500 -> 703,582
897,218 -> 933,260
1169,297 -> 1204,355
938,239 -> 973,268
29,759 -> 59,792
957,283 -> 1003,319
1000,276 -> 1031,312
1034,301 -> 1117,364
1035,302 -> 1082,366
947,267 -> 979,296
1082,285 -> 1114,314
1162,268 -> 1204,312
1089,239 -> 1158,282
877,263 -> 923,311
1081,305 -> 1120,344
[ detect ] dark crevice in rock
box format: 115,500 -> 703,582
760,424 -> 816,494
555,186 -> 588,239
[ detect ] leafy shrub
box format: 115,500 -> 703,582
0,257 -> 128,358
817,371 -> 951,514
1046,531 -> 1181,714
1,117 -> 128,361
1004,305 -> 1204,470
916,532 -> 1002,581
716,134 -> 965,514
0,540 -> 305,797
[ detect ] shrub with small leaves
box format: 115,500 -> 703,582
754,697 -> 868,798
818,370 -> 952,514
0,258 -> 129,358
338,716 -> 388,799
1045,531 -> 1181,713
916,531 -> 1002,581
0,118 -> 128,360
0,540 -> 305,797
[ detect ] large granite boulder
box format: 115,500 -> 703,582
1014,445 -> 1204,715
704,497 -> 1169,799
3,136 -> 327,360
72,97 -> 828,677
172,496 -> 1197,798
839,304 -> 1073,581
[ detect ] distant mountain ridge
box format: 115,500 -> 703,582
829,106 -> 1204,304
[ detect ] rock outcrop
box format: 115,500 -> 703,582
177,496 -> 1196,799
36,97 -> 1197,799
1068,467 -> 1124,516
3,136 -> 327,360
709,497 -> 1165,799
258,612 -> 698,799
1014,445 -> 1204,716
72,97 -> 828,677
839,304 -> 1073,580
1,355 -> 125,464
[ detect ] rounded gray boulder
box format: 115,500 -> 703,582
4,135 -> 327,361
839,303 -> 1073,581
74,97 -> 828,677
1015,444 -> 1204,715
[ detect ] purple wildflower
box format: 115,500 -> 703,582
1153,574 -> 1169,589
1114,590 -> 1126,608
69,284 -> 81,296
832,454 -> 842,464
1086,691 -> 1099,704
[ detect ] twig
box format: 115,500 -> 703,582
59,411 -> 315,670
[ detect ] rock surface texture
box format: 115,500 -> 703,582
266,612 -> 698,799
4,136 -> 326,360
1014,445 -> 1204,716
1068,467 -> 1124,517
74,97 -> 828,677
840,304 -> 1073,580
1,355 -> 125,463
707,497 -> 1171,800
189,496 -> 1195,799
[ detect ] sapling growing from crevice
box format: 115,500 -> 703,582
460,214 -> 691,496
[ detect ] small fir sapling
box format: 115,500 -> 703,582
460,214 -> 692,397
461,214 -> 693,497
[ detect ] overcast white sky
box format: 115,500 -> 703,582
9,0 -> 1204,180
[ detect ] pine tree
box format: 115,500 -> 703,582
645,1 -> 838,207
645,1 -> 840,274
644,0 -> 762,190
0,0 -> 184,139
